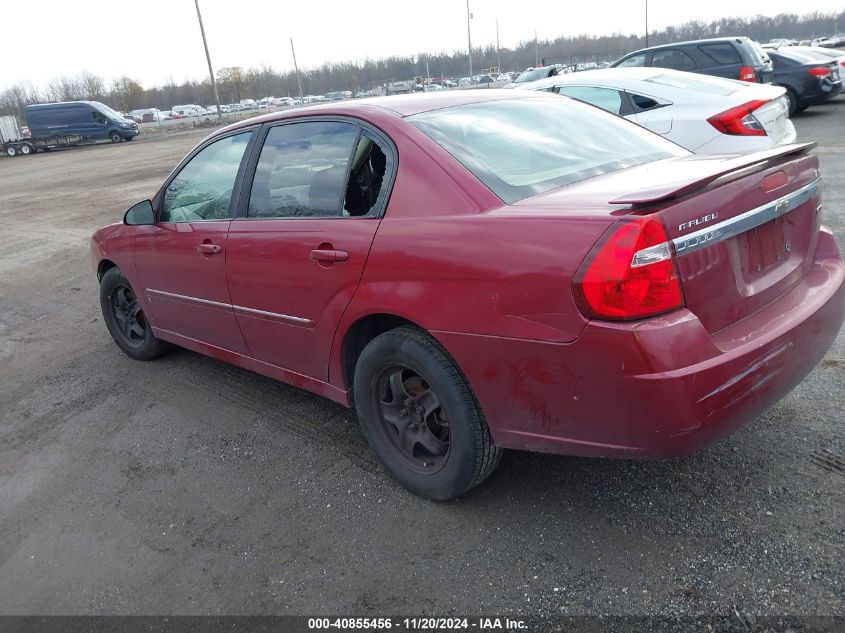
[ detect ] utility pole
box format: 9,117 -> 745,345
466,0 -> 473,79
496,19 -> 501,72
534,31 -> 539,67
194,0 -> 222,122
645,0 -> 649,48
290,38 -> 304,101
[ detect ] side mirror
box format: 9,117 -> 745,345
124,200 -> 155,225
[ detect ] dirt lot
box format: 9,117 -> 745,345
0,101 -> 843,618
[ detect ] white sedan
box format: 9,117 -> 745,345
515,67 -> 796,154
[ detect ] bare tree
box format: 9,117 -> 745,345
47,76 -> 84,102
79,71 -> 105,101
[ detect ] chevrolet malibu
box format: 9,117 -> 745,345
91,91 -> 845,500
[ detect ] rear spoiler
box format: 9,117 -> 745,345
610,142 -> 816,206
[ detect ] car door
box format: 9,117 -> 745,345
133,129 -> 256,354
225,119 -> 395,380
90,109 -> 111,140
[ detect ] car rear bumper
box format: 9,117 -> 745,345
434,228 -> 845,458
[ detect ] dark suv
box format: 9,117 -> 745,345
611,37 -> 773,84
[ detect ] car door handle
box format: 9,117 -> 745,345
197,242 -> 222,255
309,249 -> 349,263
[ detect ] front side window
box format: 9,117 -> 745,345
160,132 -> 252,223
616,53 -> 646,68
410,98 -> 685,204
92,111 -> 109,125
248,121 -> 388,219
556,86 -> 624,114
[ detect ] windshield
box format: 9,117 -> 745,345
514,67 -> 552,83
94,102 -> 126,121
410,97 -> 685,204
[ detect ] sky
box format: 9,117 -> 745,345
1,0 -> 843,92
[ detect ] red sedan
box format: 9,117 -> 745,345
91,91 -> 845,500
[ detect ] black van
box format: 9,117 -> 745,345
611,37 -> 773,84
26,101 -> 139,144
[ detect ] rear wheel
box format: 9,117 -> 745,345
353,326 -> 502,500
100,267 -> 168,361
19,143 -> 33,155
109,131 -> 122,143
5,145 -> 17,157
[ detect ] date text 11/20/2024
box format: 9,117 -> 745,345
307,618 -> 527,630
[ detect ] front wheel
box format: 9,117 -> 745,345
353,326 -> 502,500
100,267 -> 168,361
784,88 -> 798,116
109,131 -> 123,143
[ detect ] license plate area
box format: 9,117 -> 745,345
743,217 -> 787,274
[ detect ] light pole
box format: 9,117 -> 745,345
290,38 -> 304,101
645,0 -> 649,48
193,0 -> 222,122
466,0 -> 473,79
496,19 -> 501,73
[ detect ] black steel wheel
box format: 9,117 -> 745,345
354,326 -> 501,500
375,364 -> 451,474
109,131 -> 122,143
99,267 -> 168,361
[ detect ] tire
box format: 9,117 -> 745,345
5,145 -> 17,157
353,326 -> 502,500
109,131 -> 123,143
784,88 -> 799,116
20,143 -> 33,155
99,267 -> 168,361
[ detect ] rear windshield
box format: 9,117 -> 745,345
514,68 -> 553,83
409,97 -> 685,204
644,73 -> 742,96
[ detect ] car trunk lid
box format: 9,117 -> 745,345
752,94 -> 791,143
519,144 -> 822,333
619,145 -> 821,333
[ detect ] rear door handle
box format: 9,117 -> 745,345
309,249 -> 349,263
197,242 -> 222,255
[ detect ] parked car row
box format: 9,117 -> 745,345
517,67 -> 795,154
610,36 -> 841,115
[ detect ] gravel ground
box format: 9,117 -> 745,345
0,98 -> 843,619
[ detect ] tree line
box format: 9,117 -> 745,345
0,9 -> 841,118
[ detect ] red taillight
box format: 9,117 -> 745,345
573,216 -> 684,321
808,66 -> 831,77
707,100 -> 769,136
739,65 -> 756,81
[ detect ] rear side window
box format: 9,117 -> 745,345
616,53 -> 646,68
652,49 -> 697,71
628,93 -> 661,111
699,43 -> 742,65
409,98 -> 685,204
556,86 -> 625,115
247,122 -> 358,218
